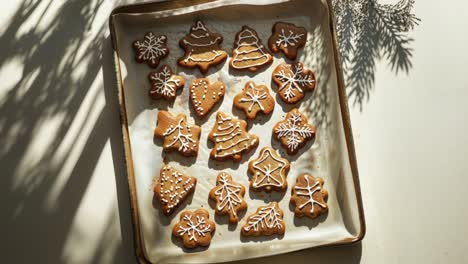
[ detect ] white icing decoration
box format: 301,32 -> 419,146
180,21 -> 225,64
162,117 -> 196,152
274,112 -> 314,152
294,175 -> 327,213
149,66 -> 180,97
231,28 -> 270,69
243,203 -> 282,232
177,214 -> 211,241
211,114 -> 256,158
183,37 -> 222,47
134,32 -> 168,63
191,20 -> 208,31
275,28 -> 304,48
252,148 -> 287,188
274,64 -> 315,101
184,49 -> 223,63
158,166 -> 195,214
214,174 -> 243,216
239,83 -> 268,112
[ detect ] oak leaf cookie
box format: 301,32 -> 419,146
241,202 -> 285,237
290,174 -> 328,219
233,81 -> 275,119
172,209 -> 216,249
230,26 -> 273,72
208,112 -> 259,161
273,108 -> 316,155
248,147 -> 290,193
154,111 -> 201,156
153,165 -> 197,216
132,32 -> 169,68
209,172 -> 247,224
190,78 -> 225,118
148,65 -> 185,101
178,20 -> 228,74
268,22 -> 307,60
272,62 -> 316,104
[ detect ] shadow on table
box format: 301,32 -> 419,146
231,242 -> 363,264
0,0 -> 135,263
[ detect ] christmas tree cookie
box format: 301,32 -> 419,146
230,26 -> 273,72
290,174 -> 328,219
154,111 -> 201,156
153,165 -> 197,216
233,81 -> 275,119
178,20 -> 228,74
209,172 -> 247,224
208,112 -> 259,161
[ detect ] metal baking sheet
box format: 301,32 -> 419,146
109,0 -> 365,263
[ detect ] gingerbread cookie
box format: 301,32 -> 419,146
248,147 -> 290,193
268,22 -> 307,60
148,65 -> 185,101
273,108 -> 316,155
230,26 -> 273,72
272,62 -> 316,104
190,78 -> 225,118
241,202 -> 285,237
208,112 -> 259,161
178,20 -> 228,74
233,81 -> 275,119
172,209 -> 216,249
132,32 -> 169,68
154,111 -> 201,156
153,165 -> 197,216
209,172 -> 247,224
290,174 -> 328,219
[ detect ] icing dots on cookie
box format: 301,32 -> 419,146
153,165 -> 197,216
208,112 -> 259,161
190,78 -> 225,118
233,81 -> 275,119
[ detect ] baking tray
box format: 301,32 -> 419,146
109,0 -> 365,263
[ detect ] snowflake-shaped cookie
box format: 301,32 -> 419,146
248,147 -> 290,193
148,65 -> 185,101
172,209 -> 216,249
241,202 -> 285,237
273,108 -> 316,155
272,62 -> 316,104
133,32 -> 169,68
233,81 -> 275,119
290,174 -> 328,219
154,111 -> 201,156
209,172 -> 247,224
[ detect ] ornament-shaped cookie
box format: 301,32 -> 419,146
148,65 -> 185,101
268,22 -> 307,60
208,112 -> 259,161
133,32 -> 169,68
178,20 -> 228,74
272,62 -> 316,104
273,108 -> 316,155
233,81 -> 275,119
241,202 -> 285,237
209,172 -> 247,224
230,26 -> 273,72
190,78 -> 225,118
290,174 -> 328,219
154,165 -> 197,216
154,111 -> 201,156
248,147 -> 290,193
172,209 -> 216,249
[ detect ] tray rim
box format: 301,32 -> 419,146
108,0 -> 366,263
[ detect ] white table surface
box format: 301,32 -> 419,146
1,0 -> 467,263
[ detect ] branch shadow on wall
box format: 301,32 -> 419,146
0,0 -> 134,263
